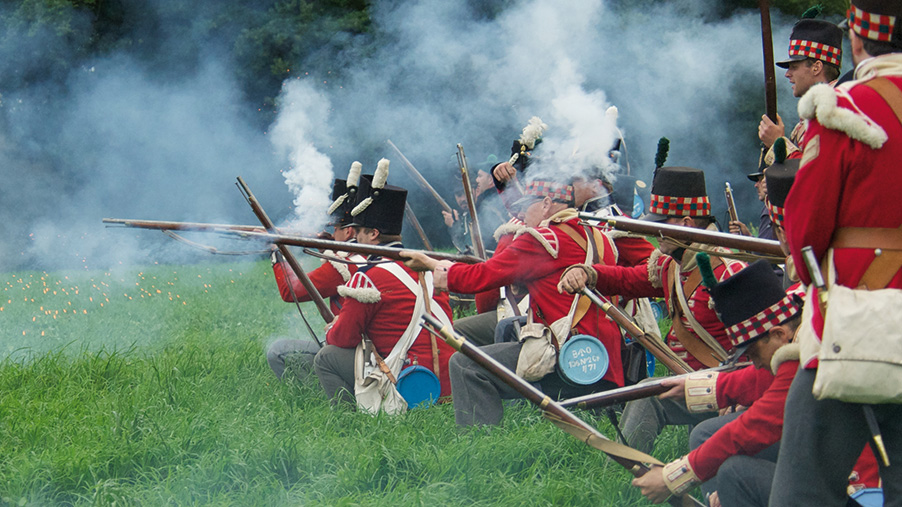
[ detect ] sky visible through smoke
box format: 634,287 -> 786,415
0,0 -> 841,273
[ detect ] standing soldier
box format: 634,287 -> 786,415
772,1 -> 902,503
758,12 -> 843,165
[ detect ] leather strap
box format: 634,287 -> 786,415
865,77 -> 902,125
558,223 -> 606,331
832,227 -> 902,251
667,257 -> 727,368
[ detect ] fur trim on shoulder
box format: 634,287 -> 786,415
798,83 -> 887,149
647,249 -> 665,289
337,271 -> 381,303
770,343 -> 800,375
494,221 -> 526,241
519,226 -> 559,258
328,260 -> 351,282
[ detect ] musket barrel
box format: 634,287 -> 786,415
584,215 -> 784,257
102,218 -> 266,233
419,314 -> 703,507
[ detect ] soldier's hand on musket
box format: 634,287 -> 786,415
442,209 -> 459,228
758,113 -> 785,148
492,161 -> 517,183
657,376 -> 687,400
728,220 -> 751,236
557,266 -> 589,294
631,466 -> 670,504
400,251 -> 438,272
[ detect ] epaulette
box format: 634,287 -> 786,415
517,226 -> 559,258
770,343 -> 800,375
798,83 -> 887,149
337,271 -> 381,303
646,249 -> 666,288
324,250 -> 352,282
493,219 -> 526,242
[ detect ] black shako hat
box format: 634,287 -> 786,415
776,19 -> 843,68
764,140 -> 800,229
348,159 -> 407,236
848,0 -> 902,50
643,166 -> 711,222
708,259 -> 802,350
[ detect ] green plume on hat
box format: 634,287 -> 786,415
801,4 -> 823,19
696,252 -> 719,289
773,137 -> 788,165
654,137 -> 670,169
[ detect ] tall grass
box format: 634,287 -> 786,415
0,259 -> 689,506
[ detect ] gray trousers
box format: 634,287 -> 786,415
312,344 -> 357,406
452,310 -> 498,347
449,341 -> 617,426
688,410 -> 780,504
619,380 -> 716,455
266,339 -> 321,379
771,368 -> 902,507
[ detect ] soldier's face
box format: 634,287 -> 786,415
755,175 -> 767,202
333,226 -> 355,242
784,60 -> 821,97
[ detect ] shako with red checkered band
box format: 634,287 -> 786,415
511,179 -> 575,210
643,166 -> 712,222
707,260 -> 803,349
777,19 -> 843,69
848,0 -> 902,47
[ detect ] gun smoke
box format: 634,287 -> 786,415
0,0 -> 837,273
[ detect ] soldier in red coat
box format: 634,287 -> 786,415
266,165 -> 365,380
559,166 -> 746,454
315,160 -> 457,413
404,178 -> 624,426
772,2 -> 902,502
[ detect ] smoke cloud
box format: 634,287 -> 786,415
0,0 -> 831,272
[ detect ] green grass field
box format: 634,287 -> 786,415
0,258 -> 690,506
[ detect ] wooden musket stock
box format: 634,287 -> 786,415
580,289 -> 693,375
457,143 -> 486,259
559,361 -> 747,410
582,214 -> 784,258
759,0 -> 778,122
236,177 -> 335,325
419,314 -> 704,507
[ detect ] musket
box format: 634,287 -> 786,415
236,177 -> 335,325
758,0 -> 778,122
724,182 -> 744,236
404,202 -> 434,251
758,0 -> 778,171
457,143 -> 486,259
582,214 -> 785,258
219,229 -> 484,264
419,314 -> 704,507
102,218 -> 267,233
386,139 -> 453,214
559,361 -> 747,410
581,288 -> 694,375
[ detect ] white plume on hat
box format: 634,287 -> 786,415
328,161 -> 362,215
519,116 -> 548,149
351,158 -> 390,216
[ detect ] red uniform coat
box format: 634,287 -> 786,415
325,258 -> 456,397
447,213 -> 625,386
686,352 -> 880,488
590,244 -> 745,370
785,71 -> 902,368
